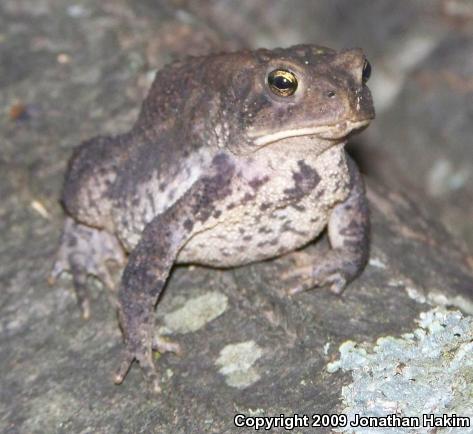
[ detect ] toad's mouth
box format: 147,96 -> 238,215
249,118 -> 372,147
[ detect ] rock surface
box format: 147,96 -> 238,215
1,1 -> 472,433
328,308 -> 473,434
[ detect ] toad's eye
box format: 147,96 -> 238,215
362,59 -> 371,84
267,69 -> 298,97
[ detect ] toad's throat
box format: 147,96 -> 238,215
249,119 -> 371,146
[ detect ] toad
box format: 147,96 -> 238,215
52,44 -> 375,392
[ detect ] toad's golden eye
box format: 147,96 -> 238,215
267,69 -> 298,97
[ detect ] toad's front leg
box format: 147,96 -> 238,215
285,155 -> 370,295
113,153 -> 235,392
112,211 -> 187,393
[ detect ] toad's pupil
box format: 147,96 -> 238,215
274,76 -> 291,89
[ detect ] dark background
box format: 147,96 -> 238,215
1,1 -> 472,433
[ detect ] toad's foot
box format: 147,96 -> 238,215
282,249 -> 358,295
50,217 -> 126,318
113,334 -> 182,394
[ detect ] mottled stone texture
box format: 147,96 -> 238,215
0,1 -> 472,433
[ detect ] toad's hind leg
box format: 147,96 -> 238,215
51,217 -> 126,318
